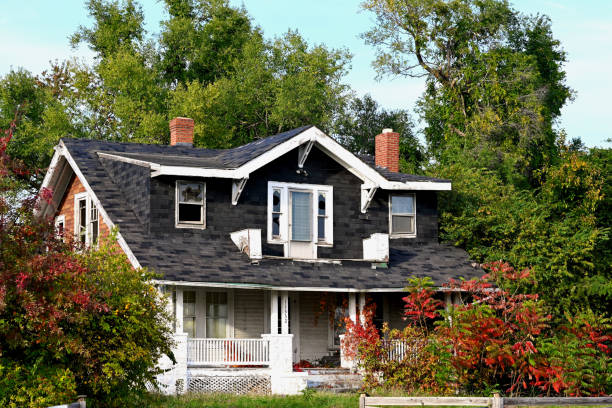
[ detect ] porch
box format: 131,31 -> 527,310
156,286 -> 409,394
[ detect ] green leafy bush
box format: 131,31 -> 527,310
1,124 -> 173,407
0,360 -> 76,408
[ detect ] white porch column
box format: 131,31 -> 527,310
270,290 -> 279,334
348,292 -> 357,324
358,292 -> 366,325
175,287 -> 183,334
280,291 -> 289,335
445,291 -> 453,326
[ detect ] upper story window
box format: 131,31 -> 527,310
54,215 -> 65,241
267,181 -> 333,248
74,192 -> 100,247
389,194 -> 416,238
176,181 -> 205,228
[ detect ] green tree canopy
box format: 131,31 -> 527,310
362,0 -> 572,185
334,94 -> 424,173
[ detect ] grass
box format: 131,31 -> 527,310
144,391 -> 359,408
144,392 -> 603,408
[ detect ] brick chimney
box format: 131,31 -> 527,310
170,117 -> 194,147
375,128 -> 400,172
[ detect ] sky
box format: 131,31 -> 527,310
0,0 -> 610,148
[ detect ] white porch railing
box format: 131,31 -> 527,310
187,338 -> 270,366
385,339 -> 425,362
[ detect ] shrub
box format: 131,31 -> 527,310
1,119 -> 174,407
0,360 -> 76,408
342,262 -> 611,396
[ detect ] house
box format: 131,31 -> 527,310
38,117 -> 479,394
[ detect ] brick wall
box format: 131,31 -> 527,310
55,174 -> 110,240
375,131 -> 400,172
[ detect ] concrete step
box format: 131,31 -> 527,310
306,372 -> 362,391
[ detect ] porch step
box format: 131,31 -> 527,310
305,370 -> 362,392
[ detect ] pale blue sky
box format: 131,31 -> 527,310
1,0 -> 610,147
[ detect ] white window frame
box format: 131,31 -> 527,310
73,192 -> 99,247
54,215 -> 65,241
267,181 -> 333,248
389,193 -> 417,238
175,180 -> 206,229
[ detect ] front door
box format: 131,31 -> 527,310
289,190 -> 316,259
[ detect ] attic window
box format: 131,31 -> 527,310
389,194 -> 416,238
176,181 -> 205,228
74,192 -> 100,247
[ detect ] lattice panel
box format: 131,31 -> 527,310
187,375 -> 271,395
175,379 -> 184,394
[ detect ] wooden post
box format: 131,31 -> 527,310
349,293 -> 357,324
359,393 -> 366,408
280,291 -> 289,335
270,290 -> 278,334
358,292 -> 366,325
492,393 -> 503,408
175,287 -> 183,334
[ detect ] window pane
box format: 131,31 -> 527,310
291,191 -> 312,241
318,216 -> 325,240
183,317 -> 196,337
183,291 -> 196,337
318,193 -> 326,215
206,292 -> 227,338
392,215 -> 415,234
183,291 -> 196,316
179,182 -> 203,203
79,199 -> 87,244
206,292 -> 227,318
206,317 -> 227,338
178,203 -> 202,223
272,213 -> 280,237
273,189 -> 281,212
90,203 -> 98,244
392,196 -> 414,214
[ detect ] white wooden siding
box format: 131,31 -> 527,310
234,289 -> 265,338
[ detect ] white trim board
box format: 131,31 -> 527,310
146,126 -> 451,192
152,279 -> 414,293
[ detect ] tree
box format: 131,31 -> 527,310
159,0 -> 258,86
63,0 -> 352,149
0,66 -> 81,188
0,120 -> 173,407
334,94 -> 424,173
361,0 -> 572,185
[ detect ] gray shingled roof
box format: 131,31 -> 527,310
92,126 -> 447,185
99,125 -> 313,169
357,154 -> 450,183
60,127 -> 479,289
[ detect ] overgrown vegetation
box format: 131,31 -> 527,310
361,0 -> 611,321
0,120 -> 173,408
342,264 -> 611,396
0,0 -> 610,402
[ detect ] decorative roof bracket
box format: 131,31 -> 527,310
298,140 -> 314,168
231,178 -> 248,205
360,185 -> 378,213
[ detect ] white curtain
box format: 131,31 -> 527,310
291,191 -> 312,241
